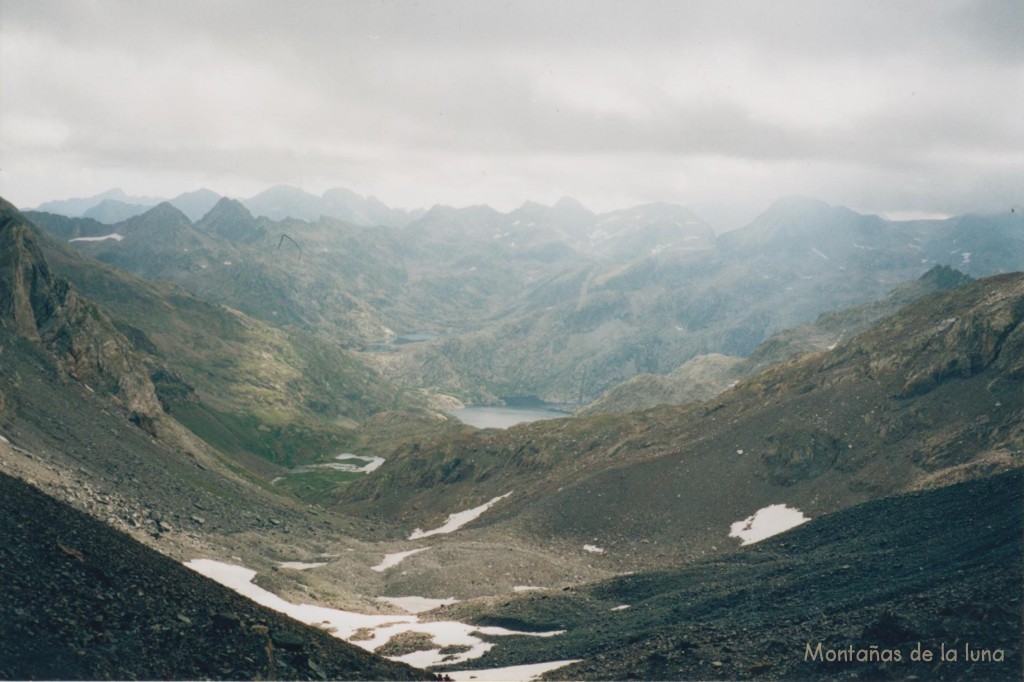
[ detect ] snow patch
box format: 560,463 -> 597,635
376,596 -> 458,614
332,453 -> 386,473
961,251 -> 971,264
278,561 -> 327,570
441,660 -> 582,681
282,453 -> 385,478
69,233 -> 124,243
513,585 -> 544,592
185,559 -> 561,668
583,544 -> 605,554
372,548 -> 430,572
0,434 -> 9,444
611,605 -> 630,611
811,247 -> 830,261
729,504 -> 810,545
409,492 -> 513,540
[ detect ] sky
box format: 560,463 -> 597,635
1,0 -> 1021,230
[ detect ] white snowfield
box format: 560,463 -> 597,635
69,233 -> 124,242
371,547 -> 430,572
729,504 -> 810,545
185,559 -> 564,668
409,491 -> 513,540
332,453 -> 386,473
583,544 -> 605,554
273,454 -> 386,485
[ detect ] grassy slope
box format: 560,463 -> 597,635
29,219 -> 410,467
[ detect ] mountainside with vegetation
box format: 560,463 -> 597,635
27,194 -> 1023,405
328,272 -> 1022,582
11,201 -> 414,467
579,264 -> 975,415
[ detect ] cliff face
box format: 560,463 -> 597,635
0,199 -> 162,430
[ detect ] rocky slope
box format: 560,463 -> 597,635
0,469 -> 428,681
440,469 -> 1023,680
0,199 -> 162,431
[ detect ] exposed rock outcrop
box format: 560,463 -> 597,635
0,199 -> 162,430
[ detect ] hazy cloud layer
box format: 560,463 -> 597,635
1,0 -> 1021,228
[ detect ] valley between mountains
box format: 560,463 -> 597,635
1,190 -> 1021,680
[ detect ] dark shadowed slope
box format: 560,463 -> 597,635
0,470 -> 429,681
441,469 -> 1023,681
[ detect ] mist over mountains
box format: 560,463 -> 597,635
32,185 -> 424,228
2,186 -> 1021,680
24,187 -> 1023,407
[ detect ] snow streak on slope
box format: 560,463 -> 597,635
372,547 -> 430,572
409,492 -> 513,540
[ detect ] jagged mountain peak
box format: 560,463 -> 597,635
168,188 -> 222,221
918,263 -> 974,289
720,196 -> 885,250
196,197 -> 262,243
172,187 -> 220,201
126,201 -> 193,227
0,198 -> 57,340
201,196 -> 254,221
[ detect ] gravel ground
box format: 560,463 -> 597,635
0,470 -> 432,681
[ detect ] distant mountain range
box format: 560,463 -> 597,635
32,185 -> 424,228
22,192 -> 1024,404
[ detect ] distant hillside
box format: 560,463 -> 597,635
329,272 -> 1022,584
382,201 -> 1023,403
580,265 -> 974,415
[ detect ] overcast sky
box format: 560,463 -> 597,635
1,0 -> 1021,229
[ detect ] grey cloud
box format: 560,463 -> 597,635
1,0 -> 1020,219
